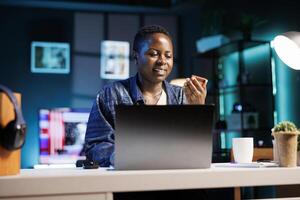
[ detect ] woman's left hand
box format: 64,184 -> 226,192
183,75 -> 207,105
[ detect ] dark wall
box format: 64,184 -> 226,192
0,6 -> 73,168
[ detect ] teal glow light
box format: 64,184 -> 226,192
225,132 -> 241,149
219,93 -> 225,119
274,54 -> 290,122
220,53 -> 239,117
243,44 -> 271,84
220,132 -> 226,149
270,40 -> 274,48
219,53 -> 240,149
271,56 -> 277,95
270,47 -> 277,125
218,62 -> 225,119
221,53 -> 239,86
219,43 -> 274,149
274,111 -> 278,125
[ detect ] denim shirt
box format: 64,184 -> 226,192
84,74 -> 184,167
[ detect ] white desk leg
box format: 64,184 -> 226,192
106,192 -> 113,200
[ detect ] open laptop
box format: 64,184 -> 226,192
114,105 -> 215,170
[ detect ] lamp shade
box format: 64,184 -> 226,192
273,31 -> 300,70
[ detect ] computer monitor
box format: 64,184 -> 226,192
38,108 -> 90,165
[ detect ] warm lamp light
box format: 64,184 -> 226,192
273,31 -> 300,70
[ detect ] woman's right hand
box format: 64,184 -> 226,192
183,75 -> 207,105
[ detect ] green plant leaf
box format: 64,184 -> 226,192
272,121 -> 298,132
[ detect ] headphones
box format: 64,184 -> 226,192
0,85 -> 26,151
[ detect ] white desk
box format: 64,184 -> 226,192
1,164 -> 300,200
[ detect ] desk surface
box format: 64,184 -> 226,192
1,164 -> 300,198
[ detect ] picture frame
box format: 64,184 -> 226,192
31,41 -> 70,74
100,40 -> 130,80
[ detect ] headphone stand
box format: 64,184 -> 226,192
0,92 -> 21,176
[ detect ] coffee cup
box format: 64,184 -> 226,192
232,137 -> 254,163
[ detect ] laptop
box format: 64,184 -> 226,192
114,105 -> 215,170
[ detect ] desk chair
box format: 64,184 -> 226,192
231,148 -> 273,200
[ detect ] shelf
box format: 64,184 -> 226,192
194,40 -> 270,58
207,84 -> 272,96
192,39 -> 275,156
217,84 -> 273,95
219,83 -> 272,90
215,128 -> 272,133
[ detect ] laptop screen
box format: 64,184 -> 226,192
38,108 -> 90,165
115,105 -> 215,170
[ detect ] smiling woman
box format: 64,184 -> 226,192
84,24 -> 208,167
133,31 -> 174,105
84,24 -> 209,200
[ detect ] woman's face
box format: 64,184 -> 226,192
135,33 -> 173,84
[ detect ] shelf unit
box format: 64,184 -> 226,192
193,39 -> 275,162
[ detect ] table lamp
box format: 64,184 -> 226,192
272,31 -> 300,70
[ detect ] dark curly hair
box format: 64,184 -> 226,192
133,25 -> 172,52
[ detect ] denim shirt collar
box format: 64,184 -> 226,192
129,73 -> 180,105
129,74 -> 143,104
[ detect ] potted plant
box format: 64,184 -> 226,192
272,121 -> 300,167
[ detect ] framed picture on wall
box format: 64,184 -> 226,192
100,40 -> 129,79
31,41 -> 70,74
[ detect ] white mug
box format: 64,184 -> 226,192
232,137 -> 254,163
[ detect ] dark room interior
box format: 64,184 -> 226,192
1,0 -> 300,199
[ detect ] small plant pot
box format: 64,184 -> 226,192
272,131 -> 299,167
272,139 -> 279,163
297,151 -> 300,166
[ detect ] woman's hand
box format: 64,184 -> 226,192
183,75 -> 207,105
